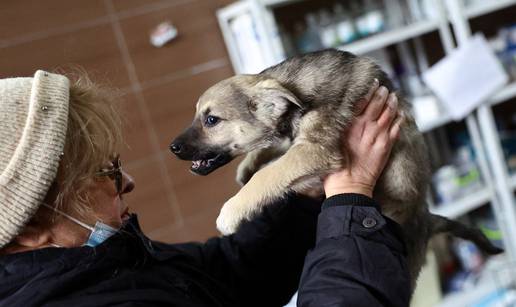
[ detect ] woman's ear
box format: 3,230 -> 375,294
14,224 -> 52,248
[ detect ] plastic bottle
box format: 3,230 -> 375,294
354,0 -> 369,37
295,14 -> 323,53
333,3 -> 357,44
318,10 -> 339,48
364,0 -> 385,34
454,146 -> 482,196
452,239 -> 484,273
433,165 -> 460,204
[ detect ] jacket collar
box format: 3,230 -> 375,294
0,214 -> 150,281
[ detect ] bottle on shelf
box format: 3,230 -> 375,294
366,0 -> 386,34
452,238 -> 484,273
501,25 -> 516,81
317,9 -> 339,48
383,0 -> 408,28
396,42 -> 427,98
350,0 -> 367,38
333,3 -> 357,45
406,0 -> 425,22
433,165 -> 461,204
356,0 -> 385,37
294,14 -> 323,54
278,25 -> 296,58
454,146 -> 482,195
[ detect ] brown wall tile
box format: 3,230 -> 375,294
0,24 -> 130,88
111,0 -> 174,13
141,65 -> 234,149
119,93 -> 156,162
215,0 -> 239,6
119,0 -> 229,83
112,0 -> 236,14
166,155 -> 240,221
124,156 -> 181,234
0,0 -> 107,41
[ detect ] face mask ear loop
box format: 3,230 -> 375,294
41,203 -> 95,232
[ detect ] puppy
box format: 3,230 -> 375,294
171,49 -> 501,285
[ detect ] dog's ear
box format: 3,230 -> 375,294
249,79 -> 302,123
254,79 -> 303,108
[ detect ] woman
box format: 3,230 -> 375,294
0,70 -> 408,306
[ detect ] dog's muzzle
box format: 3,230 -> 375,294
170,141 -> 233,176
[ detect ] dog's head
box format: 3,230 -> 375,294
170,75 -> 302,175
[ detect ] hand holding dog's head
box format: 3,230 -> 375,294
170,75 -> 302,175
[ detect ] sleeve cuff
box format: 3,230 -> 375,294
322,193 -> 381,213
318,193 -> 407,254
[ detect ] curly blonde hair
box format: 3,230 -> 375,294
52,70 -> 124,218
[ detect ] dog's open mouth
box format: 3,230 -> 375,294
190,154 -> 232,175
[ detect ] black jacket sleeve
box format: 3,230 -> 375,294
173,193 -> 322,307
297,193 -> 411,307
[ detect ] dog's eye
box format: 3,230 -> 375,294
205,115 -> 220,127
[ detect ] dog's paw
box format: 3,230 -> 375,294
216,196 -> 249,235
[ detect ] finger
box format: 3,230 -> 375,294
363,86 -> 389,121
374,110 -> 403,149
354,79 -> 380,115
389,113 -> 405,140
376,93 -> 398,129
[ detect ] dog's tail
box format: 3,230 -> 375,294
429,214 -> 504,255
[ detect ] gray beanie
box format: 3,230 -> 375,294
0,70 -> 69,248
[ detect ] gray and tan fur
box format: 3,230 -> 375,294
171,49 -> 501,287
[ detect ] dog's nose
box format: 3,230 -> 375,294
170,142 -> 182,154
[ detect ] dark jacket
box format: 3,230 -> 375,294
0,194 -> 410,307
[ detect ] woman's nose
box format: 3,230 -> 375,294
121,171 -> 135,195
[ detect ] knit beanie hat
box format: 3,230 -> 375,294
0,70 -> 69,248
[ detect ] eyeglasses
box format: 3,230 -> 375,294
96,155 -> 123,194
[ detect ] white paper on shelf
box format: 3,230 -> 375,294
229,13 -> 268,74
412,95 -> 441,128
422,34 -> 509,121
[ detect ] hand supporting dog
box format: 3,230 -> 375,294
324,83 -> 404,198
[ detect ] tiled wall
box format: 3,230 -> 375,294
0,0 -> 239,243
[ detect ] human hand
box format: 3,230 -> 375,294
323,80 -> 404,198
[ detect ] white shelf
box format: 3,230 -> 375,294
431,186 -> 492,219
509,173 -> 516,190
336,20 -> 439,55
437,254 -> 510,307
418,113 -> 452,133
412,95 -> 451,133
263,0 -> 516,16
490,81 -> 516,106
261,0 -> 302,7
416,110 -> 452,133
465,0 -> 516,19
415,82 -> 516,132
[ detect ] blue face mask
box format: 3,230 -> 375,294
41,203 -> 119,247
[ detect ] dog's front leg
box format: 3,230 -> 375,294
217,142 -> 334,235
236,141 -> 290,186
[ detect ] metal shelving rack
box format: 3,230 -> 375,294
444,0 -> 516,259
217,0 -> 516,305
